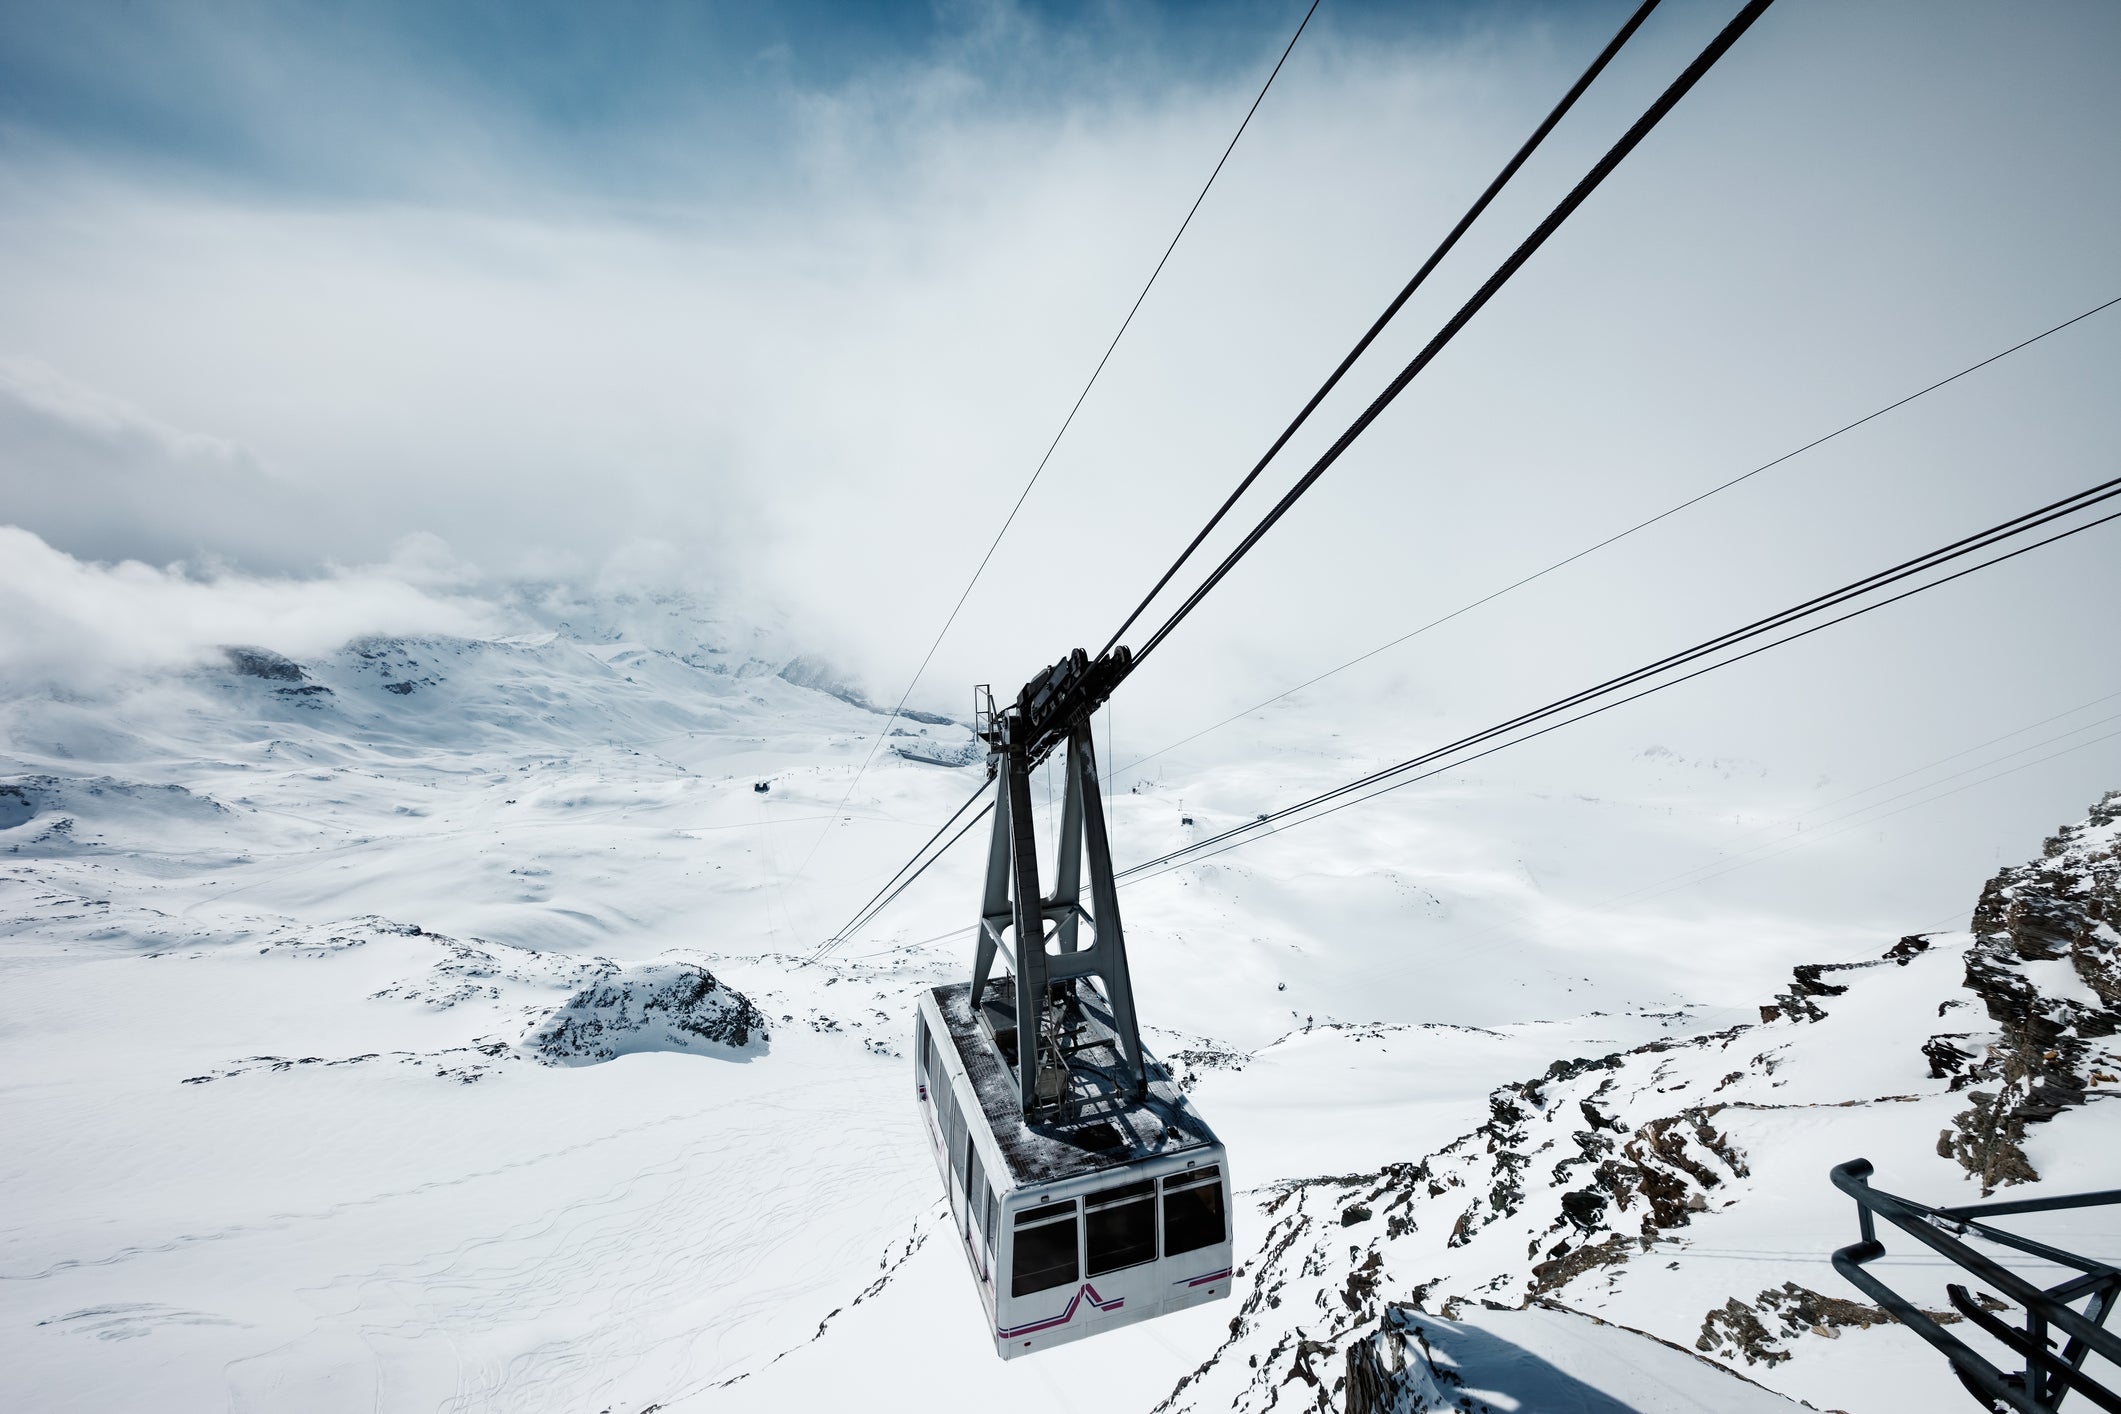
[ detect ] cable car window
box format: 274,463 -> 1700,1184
985,1188 -> 999,1245
968,1147 -> 988,1235
1010,1211 -> 1080,1297
942,1100 -> 968,1197
1163,1174 -> 1226,1257
1085,1180 -> 1157,1276
1015,1198 -> 1074,1226
918,1019 -> 933,1088
1167,1165 -> 1220,1189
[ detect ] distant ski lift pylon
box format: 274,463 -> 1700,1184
914,660 -> 1231,1358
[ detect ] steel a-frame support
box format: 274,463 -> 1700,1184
970,715 -> 1147,1120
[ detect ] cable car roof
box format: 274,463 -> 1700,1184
929,981 -> 1218,1190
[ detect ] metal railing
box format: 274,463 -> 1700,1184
1831,1159 -> 2121,1412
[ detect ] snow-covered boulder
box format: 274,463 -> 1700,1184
524,962 -> 768,1064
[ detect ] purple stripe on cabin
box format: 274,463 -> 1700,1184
1175,1267 -> 1231,1288
996,1283 -> 1124,1339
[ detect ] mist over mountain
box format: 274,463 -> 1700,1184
4,2 -> 2119,1409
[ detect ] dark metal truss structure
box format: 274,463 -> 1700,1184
1832,1159 -> 2121,1412
969,649 -> 1145,1122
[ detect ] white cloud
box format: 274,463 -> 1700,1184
0,0 -> 2113,820
0,526 -> 508,688
0,355 -> 313,570
0,356 -> 257,472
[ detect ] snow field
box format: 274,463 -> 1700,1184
4,608 -> 2111,1411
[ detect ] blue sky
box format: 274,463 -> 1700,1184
0,0 -> 1571,205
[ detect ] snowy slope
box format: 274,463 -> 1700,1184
1156,798 -> 2121,1414
2,596 -> 2113,1413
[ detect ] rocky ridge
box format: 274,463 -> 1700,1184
1934,790 -> 2120,1192
1156,793 -> 2121,1414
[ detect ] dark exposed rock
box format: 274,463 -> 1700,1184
1530,1232 -> 1633,1295
1557,1188 -> 1608,1232
0,783 -> 36,831
1922,1034 -> 1978,1085
1695,1281 -> 1999,1366
1169,1046 -> 1249,1091
222,645 -> 305,681
1697,1295 -> 1788,1365
1935,789 -> 2121,1193
1341,1250 -> 1382,1313
1764,963 -> 1852,1023
1885,934 -> 1934,962
346,637 -> 445,694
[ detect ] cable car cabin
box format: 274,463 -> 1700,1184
914,980 -> 1232,1359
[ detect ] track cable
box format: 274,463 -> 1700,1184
1119,0 -> 1777,671
1116,482 -> 2121,885
1097,0 -> 1667,658
838,685 -> 2121,961
792,0 -> 1321,882
825,799 -> 998,956
817,0 -> 1686,944
828,480 -> 2121,944
812,777 -> 995,956
1106,293 -> 2121,783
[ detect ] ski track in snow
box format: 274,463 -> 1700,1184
2,606 -> 2113,1412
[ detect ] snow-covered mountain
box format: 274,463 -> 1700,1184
1170,792 -> 2120,1414
3,595 -> 2112,1413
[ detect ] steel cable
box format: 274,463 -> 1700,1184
825,799 -> 997,955
751,287 -> 2121,953
808,444 -> 2121,944
835,674 -> 2121,960
1107,294 -> 2121,781
808,0 -> 1701,939
812,776 -> 994,955
1117,488 -> 2121,884
792,0 -> 1321,882
1123,0 -> 1777,671
1097,0 -> 1666,659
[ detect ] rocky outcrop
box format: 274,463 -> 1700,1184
1694,1281 -> 1998,1367
1156,791 -> 2121,1413
0,781 -> 37,831
222,645 -> 306,681
525,962 -> 769,1064
1343,1307 -> 1453,1413
1935,790 -> 2121,1193
1761,934 -> 1931,1023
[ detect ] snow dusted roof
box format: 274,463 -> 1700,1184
932,980 -> 1220,1190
